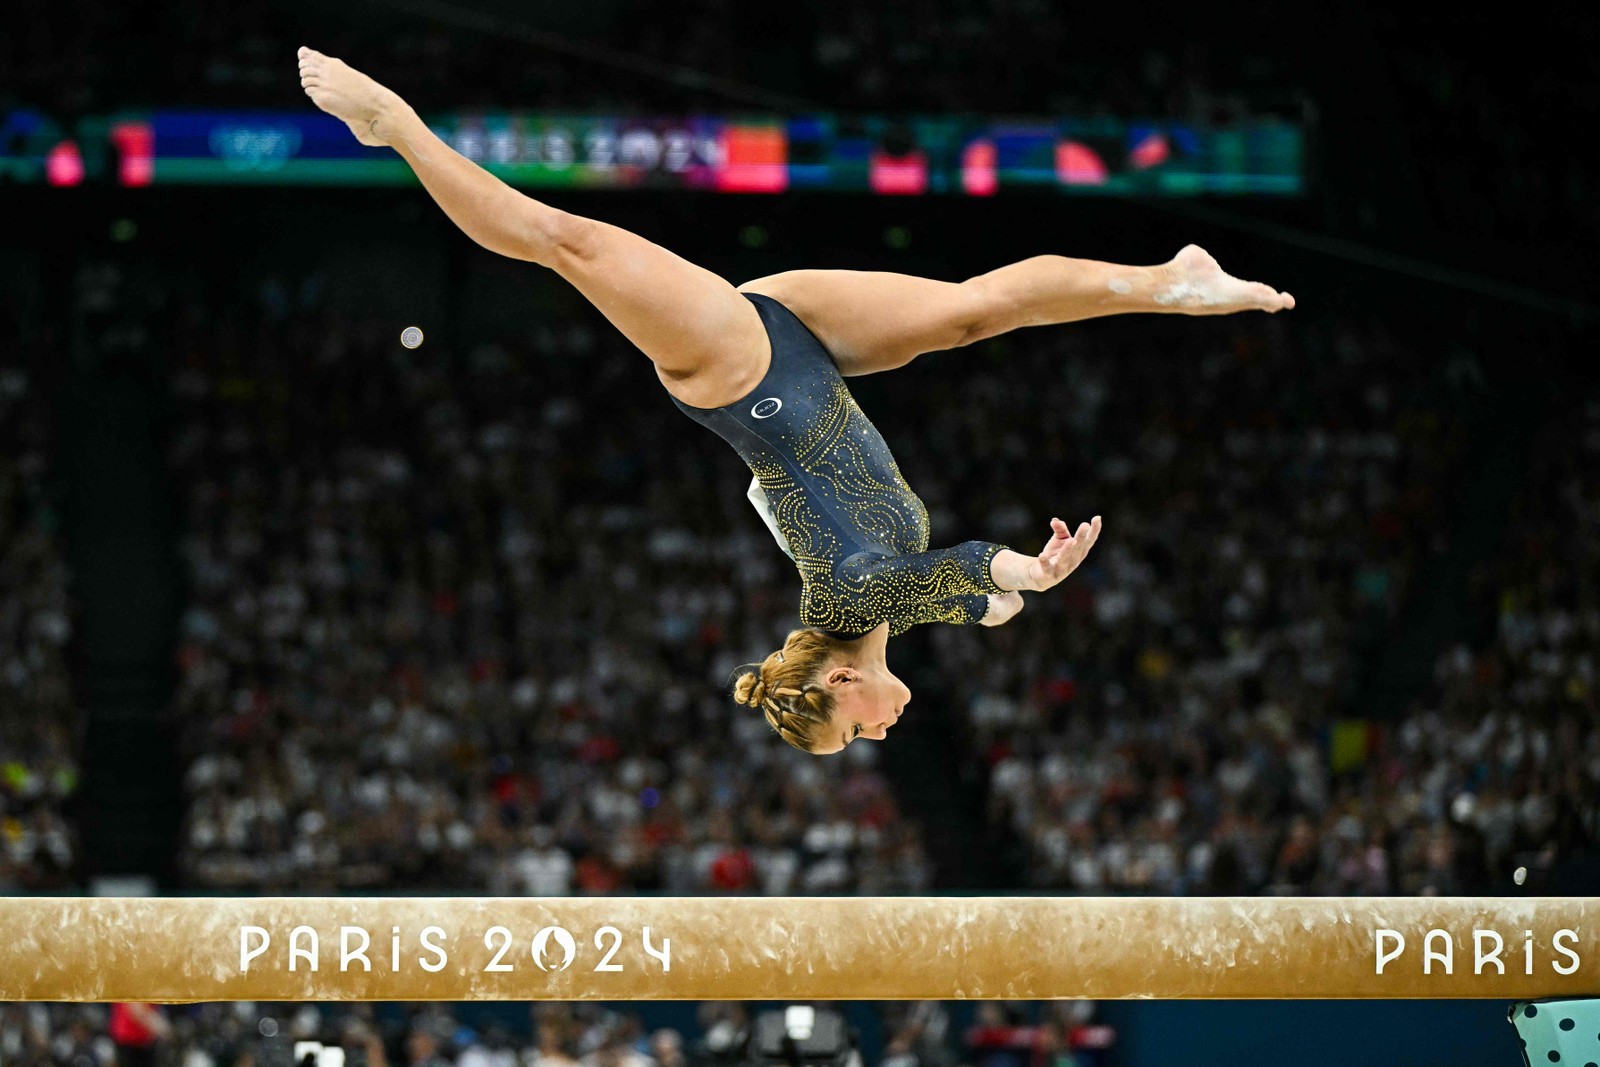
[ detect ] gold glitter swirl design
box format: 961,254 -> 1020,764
830,542 -> 1005,634
888,593 -> 993,635
695,356 -> 1006,634
794,383 -> 927,552
764,381 -> 929,554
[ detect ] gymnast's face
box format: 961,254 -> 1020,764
816,661 -> 911,755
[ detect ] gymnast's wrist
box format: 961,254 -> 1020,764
988,549 -> 1037,592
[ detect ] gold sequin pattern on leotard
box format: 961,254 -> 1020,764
750,380 -> 923,568
675,293 -> 1007,636
833,542 -> 1004,635
750,381 -> 997,634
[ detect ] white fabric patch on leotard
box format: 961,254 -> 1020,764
747,477 -> 796,561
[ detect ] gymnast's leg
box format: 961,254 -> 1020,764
296,47 -> 768,408
740,248 -> 1296,377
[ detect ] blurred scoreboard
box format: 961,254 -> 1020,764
1,109 -> 1303,196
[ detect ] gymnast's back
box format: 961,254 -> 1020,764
672,293 -> 1005,636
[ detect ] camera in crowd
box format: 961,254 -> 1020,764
258,1036 -> 368,1067
749,1008 -> 859,1067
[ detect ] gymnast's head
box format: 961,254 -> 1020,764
733,627 -> 910,755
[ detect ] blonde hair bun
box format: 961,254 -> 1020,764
733,669 -> 767,708
729,629 -> 844,753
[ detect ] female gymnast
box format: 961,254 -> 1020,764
297,47 -> 1295,755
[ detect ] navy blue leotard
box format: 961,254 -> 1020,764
673,292 -> 1008,637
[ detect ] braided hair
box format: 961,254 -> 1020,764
731,628 -> 847,753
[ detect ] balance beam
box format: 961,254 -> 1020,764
1,896 -> 1596,1001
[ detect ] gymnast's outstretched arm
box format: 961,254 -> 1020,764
741,248 -> 1296,377
296,47 -> 770,410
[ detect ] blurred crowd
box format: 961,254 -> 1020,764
166,281 -> 930,893
1,249 -> 1594,896
4,0 -> 1295,118
0,1002 -> 697,1067
0,1000 -> 1110,1067
792,1 -> 1294,117
1418,381 -> 1600,880
1376,11 -> 1597,250
151,262 -> 1597,897
925,319 -> 1594,893
0,351 -> 81,892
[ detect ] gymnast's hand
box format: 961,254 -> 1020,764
980,590 -> 1025,627
991,515 -> 1102,593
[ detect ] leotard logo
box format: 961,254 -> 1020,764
751,397 -> 783,419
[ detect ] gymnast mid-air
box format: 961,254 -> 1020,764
297,47 -> 1295,755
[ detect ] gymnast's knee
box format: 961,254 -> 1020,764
951,275 -> 1014,347
519,205 -> 600,267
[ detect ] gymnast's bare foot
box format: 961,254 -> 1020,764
1157,244 -> 1296,314
297,46 -> 406,147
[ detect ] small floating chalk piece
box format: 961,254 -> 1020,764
400,326 -> 424,349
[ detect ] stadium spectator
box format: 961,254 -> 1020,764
0,362 -> 81,891
108,1004 -> 170,1067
